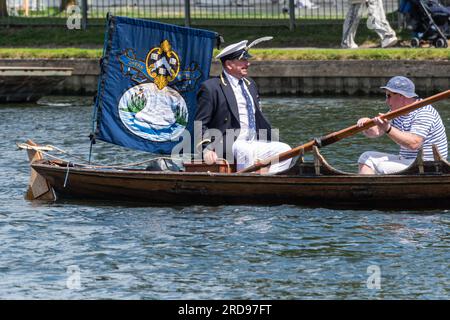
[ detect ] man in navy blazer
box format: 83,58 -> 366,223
195,39 -> 292,174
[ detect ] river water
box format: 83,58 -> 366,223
0,96 -> 449,299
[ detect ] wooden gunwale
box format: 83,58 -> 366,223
26,143 -> 450,209
31,159 -> 450,183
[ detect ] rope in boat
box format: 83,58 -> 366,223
17,142 -> 192,170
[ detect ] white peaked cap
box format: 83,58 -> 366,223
215,40 -> 249,60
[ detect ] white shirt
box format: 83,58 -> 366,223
224,71 -> 256,141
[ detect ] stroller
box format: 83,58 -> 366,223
400,0 -> 450,48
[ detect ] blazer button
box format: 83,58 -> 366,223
224,117 -> 228,122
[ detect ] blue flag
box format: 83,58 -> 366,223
93,16 -> 217,154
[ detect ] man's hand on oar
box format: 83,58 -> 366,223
357,113 -> 389,138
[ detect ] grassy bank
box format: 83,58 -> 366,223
0,48 -> 102,59
0,47 -> 448,60
0,23 -> 448,60
0,22 -> 408,48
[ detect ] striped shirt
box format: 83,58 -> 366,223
391,104 -> 448,160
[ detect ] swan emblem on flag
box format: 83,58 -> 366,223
117,40 -> 194,142
118,83 -> 188,142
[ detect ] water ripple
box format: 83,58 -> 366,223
0,97 -> 449,299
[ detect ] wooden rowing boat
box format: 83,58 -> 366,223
23,142 -> 450,210
18,17 -> 450,210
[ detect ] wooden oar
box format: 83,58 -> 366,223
237,89 -> 450,174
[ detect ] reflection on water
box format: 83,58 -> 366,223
0,96 -> 449,299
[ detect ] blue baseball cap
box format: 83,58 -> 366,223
380,76 -> 418,98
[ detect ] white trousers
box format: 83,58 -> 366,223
358,151 -> 414,174
341,0 -> 396,48
232,140 -> 292,174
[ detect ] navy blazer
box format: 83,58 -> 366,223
195,72 -> 272,158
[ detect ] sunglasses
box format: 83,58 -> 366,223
386,93 -> 396,99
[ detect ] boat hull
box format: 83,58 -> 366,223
31,161 -> 450,209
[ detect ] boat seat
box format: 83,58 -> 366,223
183,159 -> 236,173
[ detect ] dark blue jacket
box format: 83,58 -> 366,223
195,72 -> 272,158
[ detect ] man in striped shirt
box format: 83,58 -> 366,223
357,76 -> 448,174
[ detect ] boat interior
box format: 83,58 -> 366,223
29,143 -> 450,177
284,145 -> 450,176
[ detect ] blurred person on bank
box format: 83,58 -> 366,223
341,0 -> 398,48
